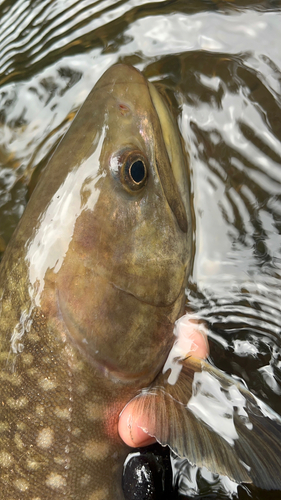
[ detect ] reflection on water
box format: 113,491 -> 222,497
1,0 -> 281,498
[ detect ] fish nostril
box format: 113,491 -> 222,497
118,103 -> 130,116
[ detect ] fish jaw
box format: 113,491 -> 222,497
32,255 -> 184,384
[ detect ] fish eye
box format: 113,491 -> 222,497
129,160 -> 146,184
120,150 -> 148,192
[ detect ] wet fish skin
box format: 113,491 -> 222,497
0,65 -> 191,499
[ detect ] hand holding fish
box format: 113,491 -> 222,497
119,316 -> 209,448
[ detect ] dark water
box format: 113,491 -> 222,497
0,0 -> 281,498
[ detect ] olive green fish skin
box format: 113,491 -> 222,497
0,65 -> 191,499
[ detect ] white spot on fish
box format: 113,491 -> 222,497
36,404 -> 45,416
0,451 -> 14,467
26,459 -> 41,471
0,421 -> 9,432
85,402 -> 103,421
22,353 -> 34,365
16,421 -> 26,431
14,478 -> 29,491
27,367 -> 39,377
37,427 -> 54,449
81,474 -> 91,487
75,382 -> 88,395
14,432 -> 25,450
88,488 -> 109,500
54,406 -> 71,420
7,396 -> 28,409
27,332 -> 40,342
83,440 -> 109,460
54,456 -> 65,466
0,371 -> 22,386
39,377 -> 57,391
72,427 -> 81,437
45,472 -> 66,490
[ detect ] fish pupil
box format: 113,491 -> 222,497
130,160 -> 145,184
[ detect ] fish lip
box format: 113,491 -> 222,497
82,260 -> 187,308
94,64 -> 147,90
109,278 -> 186,308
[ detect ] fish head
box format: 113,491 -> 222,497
27,64 -> 192,383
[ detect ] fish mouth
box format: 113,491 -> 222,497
108,273 -> 186,309
55,275 -> 178,384
56,288 -> 145,383
83,259 -> 187,308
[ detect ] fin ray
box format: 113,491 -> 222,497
131,357 -> 281,489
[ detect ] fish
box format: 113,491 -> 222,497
0,63 -> 191,499
0,64 -> 280,500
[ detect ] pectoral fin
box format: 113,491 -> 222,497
129,357 -> 281,490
